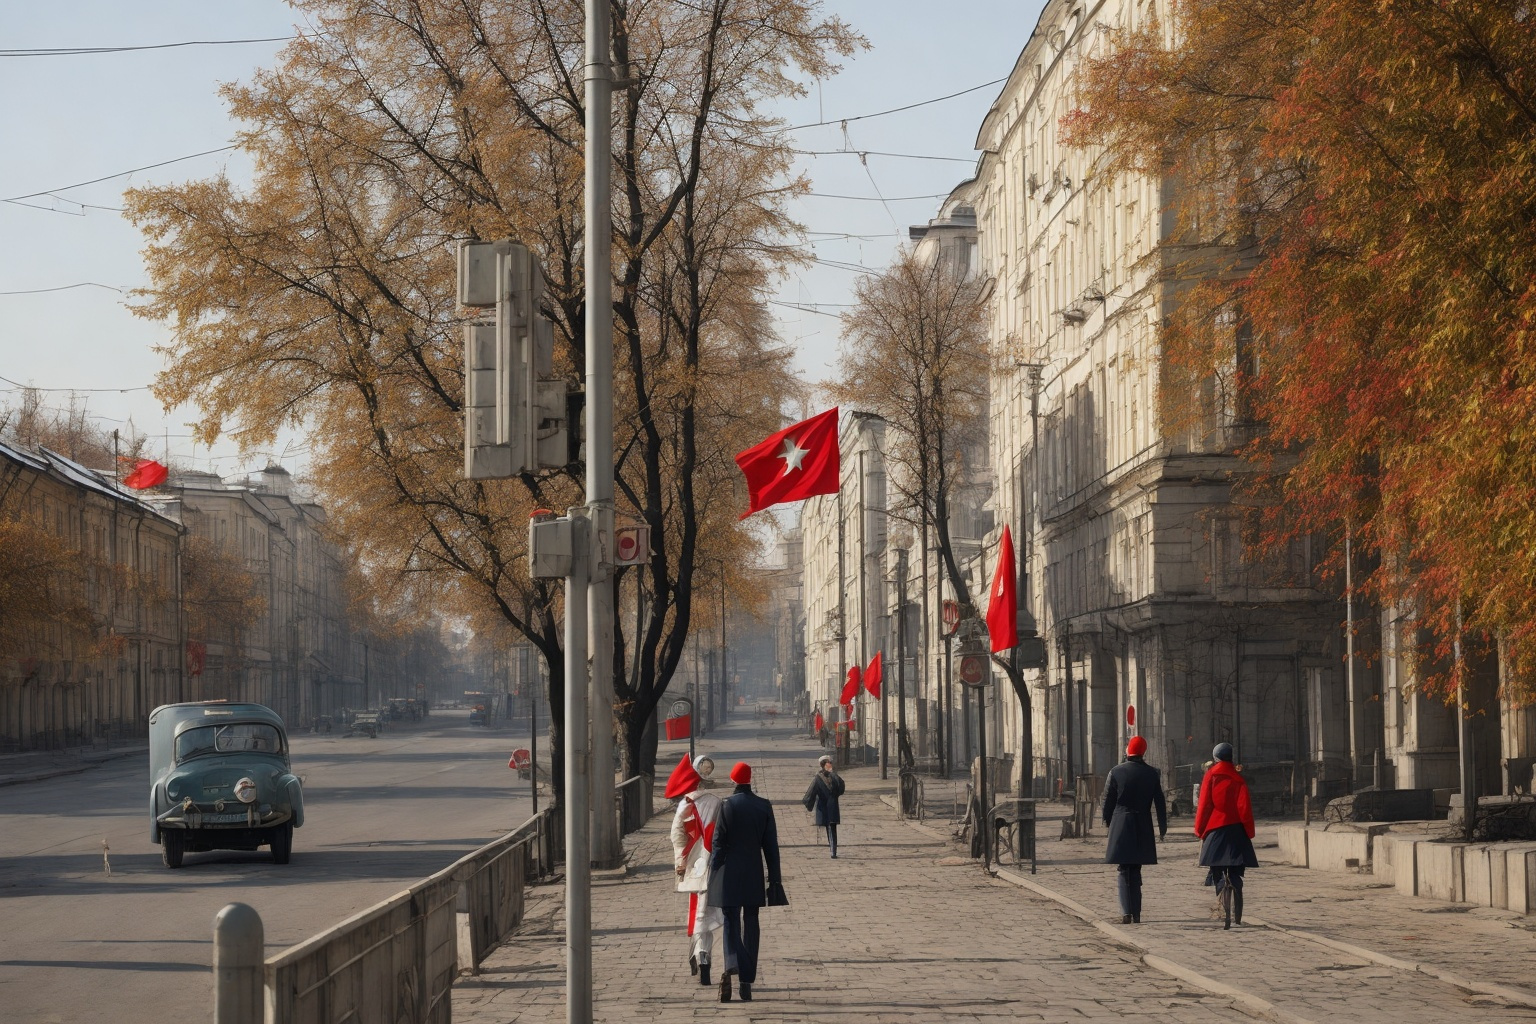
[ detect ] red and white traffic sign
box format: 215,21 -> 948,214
942,600 -> 960,635
959,654 -> 985,687
614,525 -> 651,566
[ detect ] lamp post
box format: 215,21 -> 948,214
894,547 -> 911,769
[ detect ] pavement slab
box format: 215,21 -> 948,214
452,719 -> 1536,1023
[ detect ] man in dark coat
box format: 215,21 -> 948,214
804,753 -> 846,857
1102,736 -> 1167,924
707,761 -> 783,1003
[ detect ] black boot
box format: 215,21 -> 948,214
739,982 -> 753,1001
719,971 -> 733,1002
689,953 -> 698,976
1234,889 -> 1244,925
699,961 -> 711,987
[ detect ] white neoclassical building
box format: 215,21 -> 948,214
972,0 -> 1350,800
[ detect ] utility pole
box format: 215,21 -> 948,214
836,489 -> 849,766
585,0 -> 619,874
896,547 -> 911,768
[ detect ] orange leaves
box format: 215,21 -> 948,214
1070,0 -> 1536,699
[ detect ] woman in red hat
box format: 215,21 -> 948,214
666,753 -> 725,985
1101,735 -> 1167,924
1195,742 -> 1257,929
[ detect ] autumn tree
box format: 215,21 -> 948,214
128,0 -> 858,796
1066,0 -> 1536,699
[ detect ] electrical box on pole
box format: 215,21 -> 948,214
457,239 -> 570,478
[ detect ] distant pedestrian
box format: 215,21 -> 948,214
1102,736 -> 1167,924
707,762 -> 786,1003
802,753 -> 846,857
1195,742 -> 1258,929
666,753 -> 725,986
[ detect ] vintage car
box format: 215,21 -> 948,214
148,701 -> 304,868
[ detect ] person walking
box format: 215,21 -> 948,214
1102,735 -> 1167,924
1195,742 -> 1258,929
707,762 -> 786,1003
666,753 -> 725,986
802,753 -> 846,857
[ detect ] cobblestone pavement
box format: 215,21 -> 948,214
454,720 -> 1253,1023
998,806 -> 1536,1023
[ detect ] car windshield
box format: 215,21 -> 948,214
175,723 -> 285,762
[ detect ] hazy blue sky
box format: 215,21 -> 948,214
0,1 -> 1046,475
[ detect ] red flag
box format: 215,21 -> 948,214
864,651 -> 882,698
987,525 -> 1018,653
813,710 -> 824,732
121,459 -> 168,490
734,408 -> 840,519
839,665 -> 860,705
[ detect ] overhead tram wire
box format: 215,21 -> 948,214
0,37 -> 295,57
777,77 -> 1008,133
2,146 -> 238,206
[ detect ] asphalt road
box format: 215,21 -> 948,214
0,709 -> 541,1024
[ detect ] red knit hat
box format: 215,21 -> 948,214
663,753 -> 702,799
729,761 -> 752,785
1126,736 -> 1148,757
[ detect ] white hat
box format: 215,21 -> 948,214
818,754 -> 834,766
693,755 -> 715,778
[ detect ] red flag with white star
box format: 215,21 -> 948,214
734,408 -> 840,519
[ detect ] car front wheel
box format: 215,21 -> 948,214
270,822 -> 294,864
162,830 -> 186,869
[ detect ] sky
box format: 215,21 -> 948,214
0,0 -> 1047,477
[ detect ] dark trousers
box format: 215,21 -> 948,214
1116,864 -> 1143,918
721,905 -> 761,983
826,823 -> 838,855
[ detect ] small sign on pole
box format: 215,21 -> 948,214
614,525 -> 651,565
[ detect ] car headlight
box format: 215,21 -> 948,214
166,779 -> 184,801
234,778 -> 259,804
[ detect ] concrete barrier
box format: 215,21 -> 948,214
1277,823 -> 1308,867
1415,840 -> 1463,903
1306,826 -> 1372,872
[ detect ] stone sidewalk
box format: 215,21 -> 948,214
1003,809 -> 1536,1022
452,720 -> 1536,1023
455,720 -> 1251,1023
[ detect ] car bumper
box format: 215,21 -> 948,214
157,803 -> 294,830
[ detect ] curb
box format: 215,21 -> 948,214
0,746 -> 146,788
1244,915 -> 1536,1010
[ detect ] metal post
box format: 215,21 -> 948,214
585,0 -> 618,876
1455,602 -> 1477,837
213,903 -> 263,1024
565,514 -> 593,1024
1345,526 -> 1357,790
837,481 -> 850,768
896,548 -> 910,768
978,683 -> 990,871
858,448 -> 870,764
1062,631 -> 1073,794
719,567 -> 728,723
938,553 -> 948,778
529,646 -> 538,818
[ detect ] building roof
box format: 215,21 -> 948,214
0,438 -> 182,528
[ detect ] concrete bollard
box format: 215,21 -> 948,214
213,902 -> 264,1024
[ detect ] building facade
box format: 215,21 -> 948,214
0,441 -> 184,750
973,0 -> 1349,799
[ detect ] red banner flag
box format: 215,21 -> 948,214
121,458 -> 168,490
663,715 -> 692,741
864,651 -> 882,698
987,525 -> 1018,653
734,408 -> 840,519
839,665 -> 860,705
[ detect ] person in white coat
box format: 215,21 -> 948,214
666,752 -> 728,986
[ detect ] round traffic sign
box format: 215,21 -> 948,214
670,698 -> 692,718
617,531 -> 638,561
959,654 -> 985,687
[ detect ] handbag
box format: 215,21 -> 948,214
766,881 -> 789,906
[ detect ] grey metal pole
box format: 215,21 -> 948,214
977,684 -> 990,871
530,646 -> 538,819
896,579 -> 906,770
585,0 -> 619,874
565,513 -> 593,1024
1345,527 -> 1357,789
212,902 -> 263,1024
837,484 -> 849,767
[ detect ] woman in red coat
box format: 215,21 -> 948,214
1194,742 -> 1257,929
